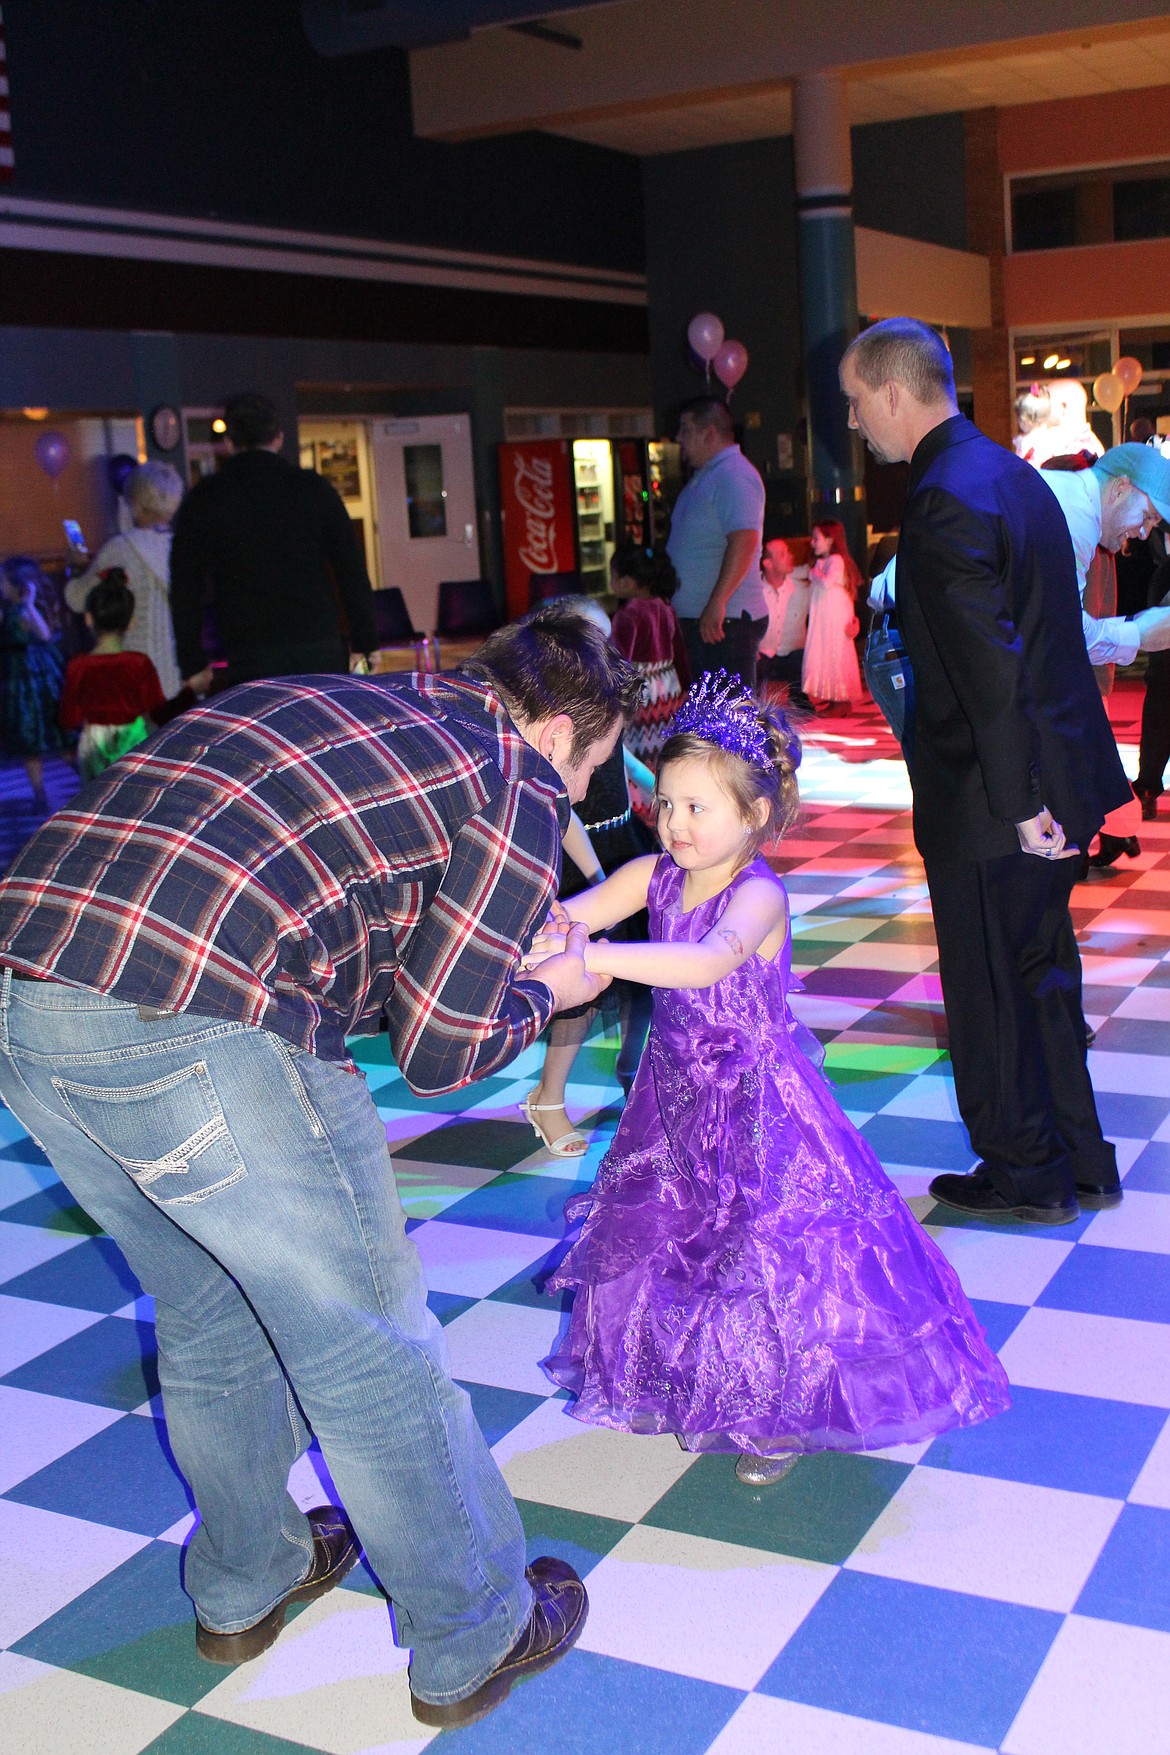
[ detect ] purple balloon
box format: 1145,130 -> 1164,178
34,431 -> 70,481
687,312 -> 724,364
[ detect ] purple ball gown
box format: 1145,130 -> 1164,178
544,854 -> 1011,1456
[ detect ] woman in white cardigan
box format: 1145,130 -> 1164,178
68,461 -> 184,696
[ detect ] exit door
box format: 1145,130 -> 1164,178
370,415 -> 481,634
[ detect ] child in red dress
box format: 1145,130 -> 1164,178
59,570 -> 211,780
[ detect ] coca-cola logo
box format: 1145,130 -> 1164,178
514,452 -> 559,575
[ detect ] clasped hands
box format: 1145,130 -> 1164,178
522,902 -> 611,1011
1015,806 -> 1079,860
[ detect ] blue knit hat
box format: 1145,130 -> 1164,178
1094,444 -> 1170,525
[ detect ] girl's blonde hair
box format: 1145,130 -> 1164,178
657,699 -> 801,860
1015,384 -> 1050,434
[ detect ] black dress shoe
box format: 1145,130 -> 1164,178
1136,788 -> 1159,822
929,1170 -> 1079,1227
1090,833 -> 1141,867
411,1556 -> 588,1729
195,1506 -> 359,1664
1076,1181 -> 1123,1210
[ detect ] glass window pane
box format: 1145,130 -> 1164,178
1114,177 -> 1170,242
1012,187 -> 1077,251
404,444 -> 447,538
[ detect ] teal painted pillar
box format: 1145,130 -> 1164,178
794,74 -> 866,561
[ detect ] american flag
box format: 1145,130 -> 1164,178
0,6 -> 11,182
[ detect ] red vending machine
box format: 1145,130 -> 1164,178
497,439 -> 578,621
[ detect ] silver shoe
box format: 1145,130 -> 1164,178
735,1451 -> 800,1487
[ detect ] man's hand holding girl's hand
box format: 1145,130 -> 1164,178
524,919 -> 610,1011
524,931 -> 567,969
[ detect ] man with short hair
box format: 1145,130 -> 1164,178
170,391 -> 378,686
757,536 -> 811,709
667,395 -> 768,690
1039,442 -> 1170,663
1041,444 -> 1170,862
0,605 -> 639,1727
840,317 -> 1133,1226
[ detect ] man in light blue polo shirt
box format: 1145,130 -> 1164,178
666,396 -> 769,690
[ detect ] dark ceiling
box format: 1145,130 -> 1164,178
301,0 -> 611,55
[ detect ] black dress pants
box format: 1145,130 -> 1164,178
1136,647 -> 1170,798
679,613 -> 768,694
924,850 -> 1118,1204
758,649 -> 811,705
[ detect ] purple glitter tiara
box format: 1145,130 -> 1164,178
670,670 -> 771,767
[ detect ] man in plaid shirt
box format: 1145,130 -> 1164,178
0,605 -> 638,1727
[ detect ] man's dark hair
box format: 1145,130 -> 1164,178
223,392 -> 281,450
463,602 -> 641,763
86,568 -> 135,634
842,319 -> 956,405
678,395 -> 735,441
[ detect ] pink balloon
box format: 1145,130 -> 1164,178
687,312 -> 724,363
1093,372 -> 1125,415
713,340 -> 748,390
1115,355 -> 1143,396
34,430 -> 70,480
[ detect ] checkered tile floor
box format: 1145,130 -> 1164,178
3,689 -> 1170,1754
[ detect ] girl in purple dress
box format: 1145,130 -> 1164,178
537,672 -> 1010,1485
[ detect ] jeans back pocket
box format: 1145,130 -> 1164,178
53,1059 -> 247,1207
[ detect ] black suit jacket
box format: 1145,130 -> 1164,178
898,416 -> 1130,862
170,449 -> 377,676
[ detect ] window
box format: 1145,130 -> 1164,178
1011,161 -> 1170,251
1114,175 -> 1170,242
404,444 -> 446,539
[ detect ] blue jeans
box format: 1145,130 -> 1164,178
863,614 -> 914,769
0,974 -> 531,1705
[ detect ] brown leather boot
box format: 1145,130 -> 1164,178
195,1506 -> 359,1664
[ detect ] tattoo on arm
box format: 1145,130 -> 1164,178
717,927 -> 744,958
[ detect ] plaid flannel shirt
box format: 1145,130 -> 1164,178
0,673 -> 567,1093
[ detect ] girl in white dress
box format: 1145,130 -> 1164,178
801,520 -> 863,715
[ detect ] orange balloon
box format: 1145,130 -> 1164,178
1093,372 -> 1125,414
1115,356 -> 1143,395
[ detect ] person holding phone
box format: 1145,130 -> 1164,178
67,461 -> 186,696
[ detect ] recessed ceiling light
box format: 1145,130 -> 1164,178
1020,355 -> 1036,366
1043,353 -> 1061,369
1055,358 -> 1072,370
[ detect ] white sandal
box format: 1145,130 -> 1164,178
735,1451 -> 800,1487
520,1094 -> 588,1158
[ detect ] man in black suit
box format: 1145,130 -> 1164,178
839,319 -> 1134,1225
171,392 -> 378,687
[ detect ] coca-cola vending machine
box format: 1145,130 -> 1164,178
497,439 -> 579,621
